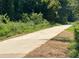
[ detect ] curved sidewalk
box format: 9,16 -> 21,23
0,25 -> 72,58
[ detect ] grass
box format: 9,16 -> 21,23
67,26 -> 74,32
67,21 -> 79,32
0,21 -> 52,41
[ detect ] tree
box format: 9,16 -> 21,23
0,0 -> 75,24
57,0 -> 69,24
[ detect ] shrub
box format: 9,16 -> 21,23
21,13 -> 48,25
0,14 -> 50,40
69,49 -> 78,58
69,22 -> 79,58
0,14 -> 10,24
21,13 -> 30,23
69,42 -> 79,50
30,13 -> 45,24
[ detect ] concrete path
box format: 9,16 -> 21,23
0,25 -> 71,58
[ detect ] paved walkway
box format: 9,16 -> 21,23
0,25 -> 71,58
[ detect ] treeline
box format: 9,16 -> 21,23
0,0 -> 79,24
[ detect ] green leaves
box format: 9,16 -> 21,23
69,22 -> 79,58
0,0 -> 76,24
0,14 -> 10,23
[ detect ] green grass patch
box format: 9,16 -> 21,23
67,21 -> 79,32
67,26 -> 74,32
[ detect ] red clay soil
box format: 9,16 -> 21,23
24,31 -> 74,58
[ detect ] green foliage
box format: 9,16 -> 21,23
69,22 -> 79,58
0,14 -> 50,40
21,13 -> 46,24
67,21 -> 79,32
0,14 -> 10,23
69,49 -> 78,58
0,0 -> 73,24
68,0 -> 79,20
67,26 -> 74,32
21,13 -> 30,23
69,42 -> 78,49
30,13 -> 44,24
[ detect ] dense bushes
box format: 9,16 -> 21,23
69,22 -> 79,57
0,13 -> 50,40
0,14 -> 10,23
21,13 -> 48,24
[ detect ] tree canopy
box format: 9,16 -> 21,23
0,0 -> 78,24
